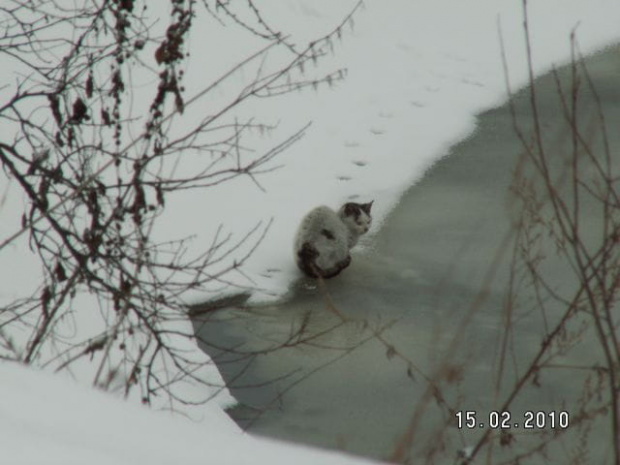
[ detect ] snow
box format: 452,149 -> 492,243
170,0 -> 620,304
1,0 -> 620,463
0,361 -> 378,465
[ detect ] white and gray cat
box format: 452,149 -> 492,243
294,201 -> 373,278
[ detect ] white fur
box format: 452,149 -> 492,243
293,204 -> 372,277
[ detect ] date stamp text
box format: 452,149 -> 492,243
455,410 -> 569,430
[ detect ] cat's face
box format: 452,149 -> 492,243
340,201 -> 373,235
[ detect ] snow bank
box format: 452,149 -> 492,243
0,362 -> 379,464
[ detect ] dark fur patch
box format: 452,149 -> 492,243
344,201 -> 373,219
298,242 -> 320,277
343,202 -> 361,219
321,228 -> 335,240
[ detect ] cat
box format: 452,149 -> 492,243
294,201 -> 373,279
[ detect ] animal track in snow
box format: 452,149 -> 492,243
461,77 -> 485,87
260,268 -> 282,279
442,52 -> 467,63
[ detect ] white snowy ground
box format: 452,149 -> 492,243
168,0 -> 620,304
0,361 -> 378,465
1,1 -> 620,464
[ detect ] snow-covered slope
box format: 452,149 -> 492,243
0,362 -> 379,465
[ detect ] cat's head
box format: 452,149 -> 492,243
339,201 -> 373,236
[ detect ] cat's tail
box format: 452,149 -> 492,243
321,255 -> 351,279
297,242 -> 351,279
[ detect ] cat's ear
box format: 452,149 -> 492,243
361,201 -> 373,215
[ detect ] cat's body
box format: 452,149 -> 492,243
294,201 -> 373,278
